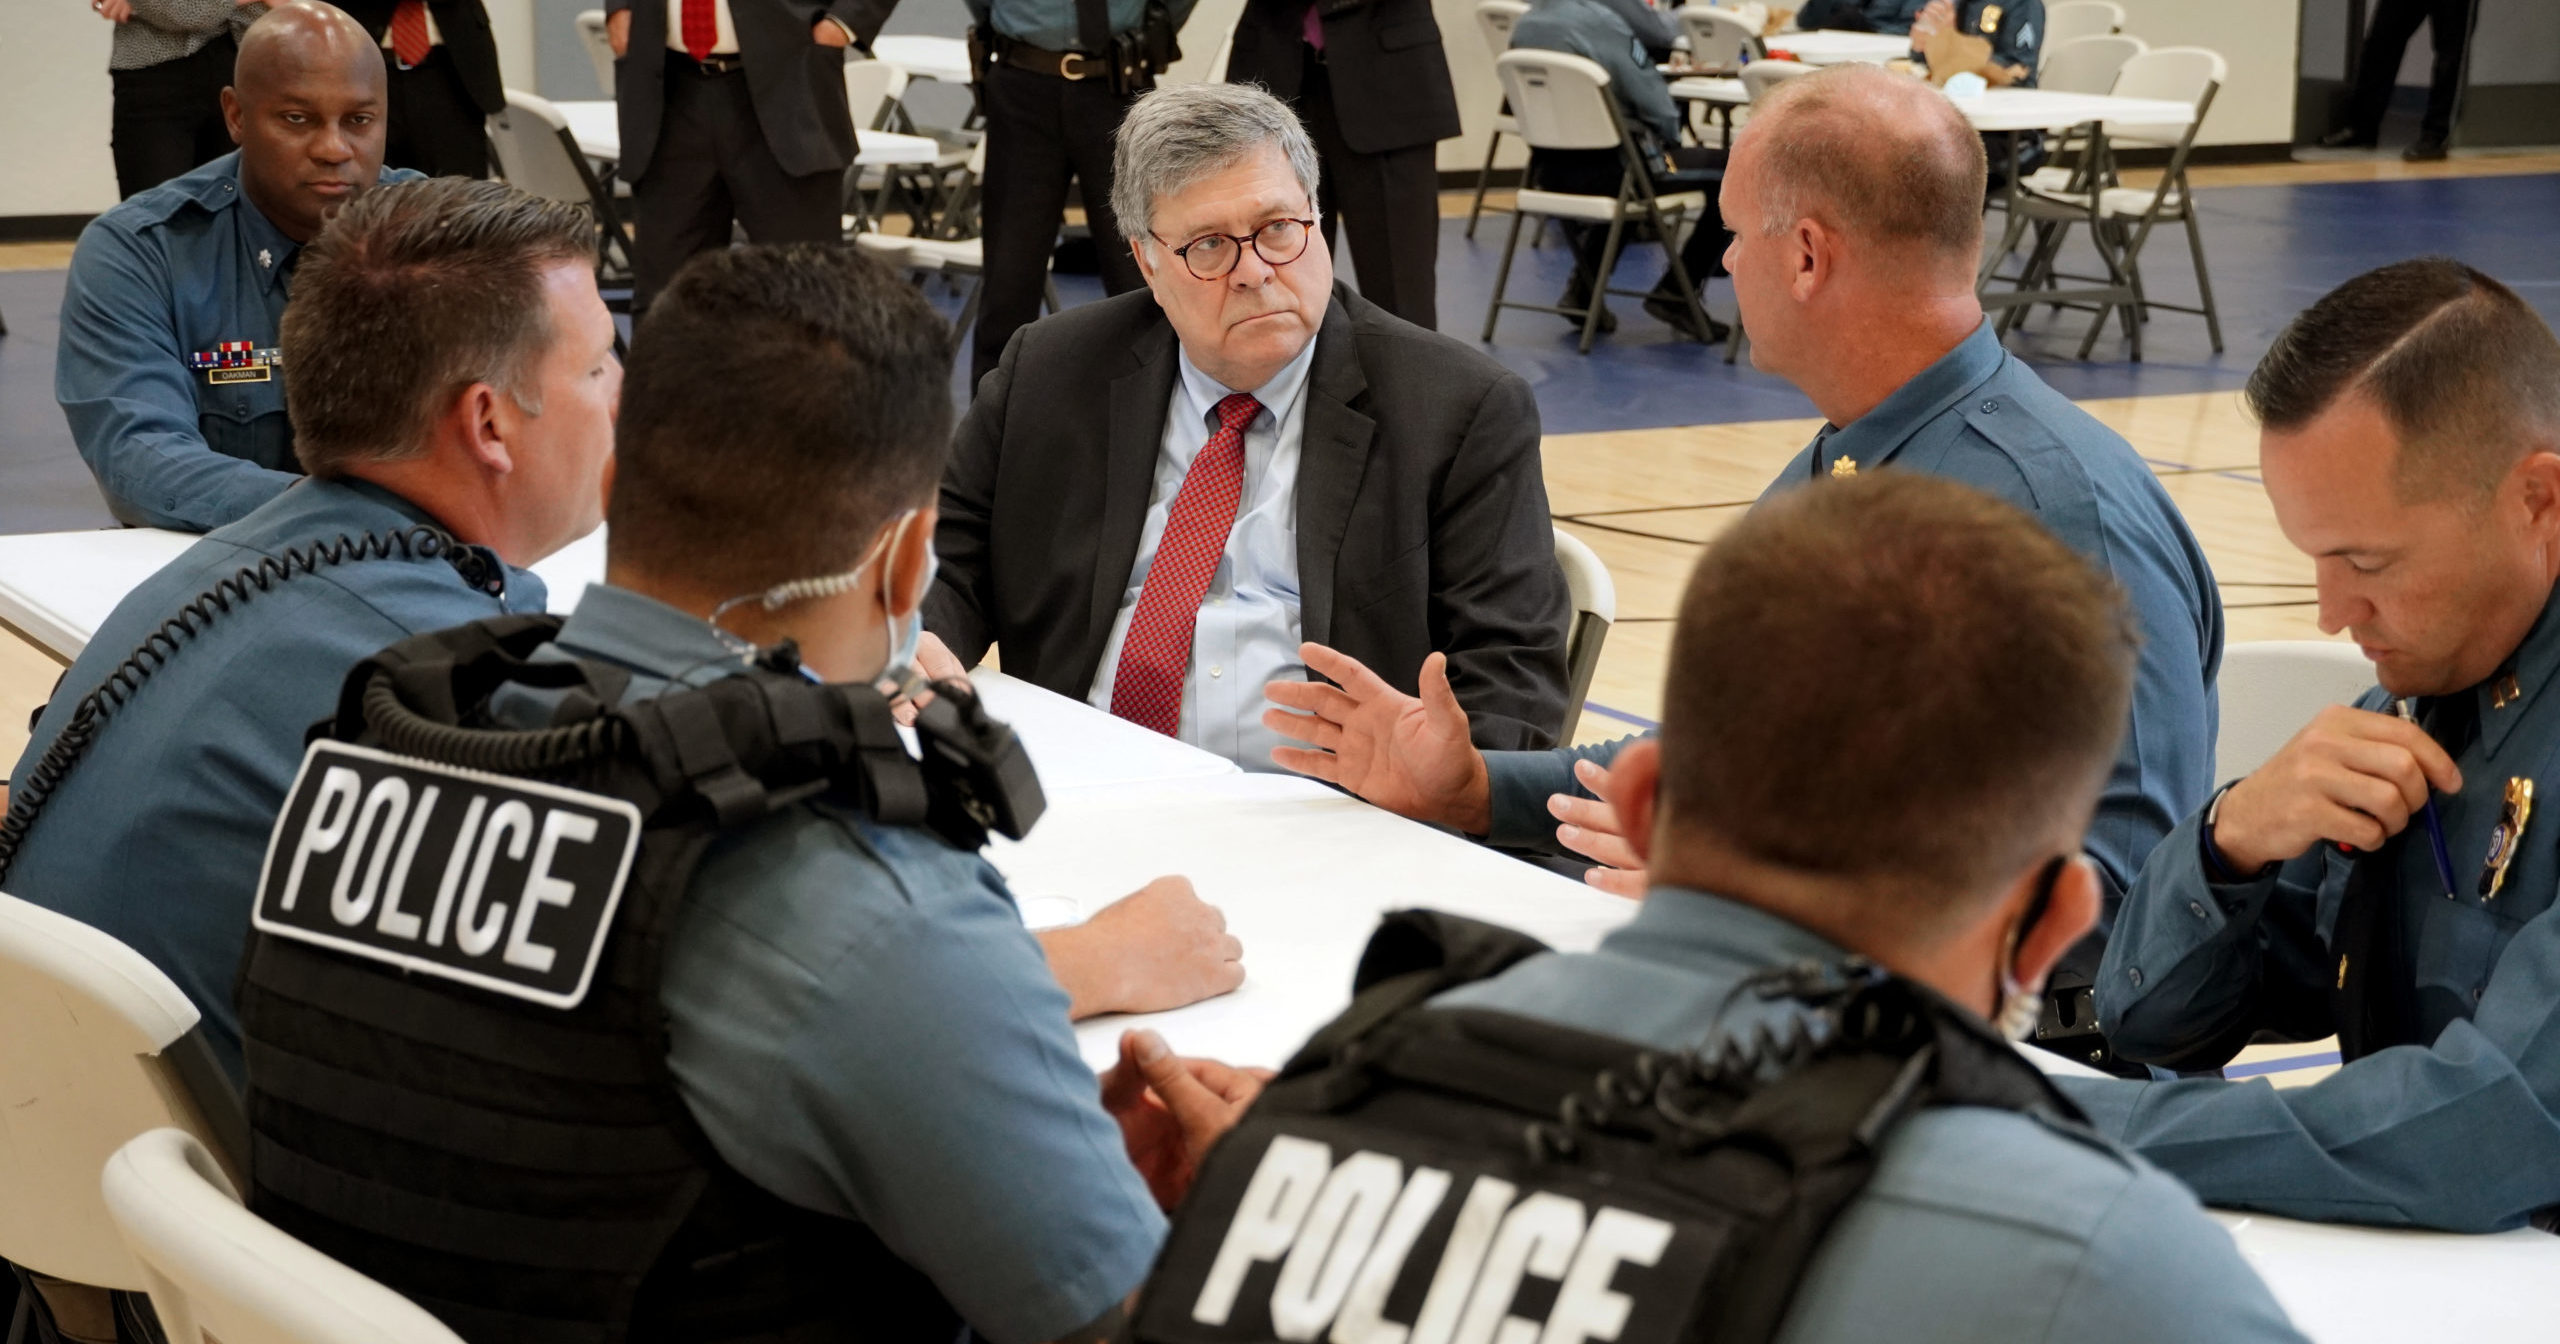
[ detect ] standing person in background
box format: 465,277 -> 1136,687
1224,0 -> 1459,331
964,0 -> 1194,387
603,0 -> 894,312
91,0 -> 265,200
2321,0 -> 2477,162
337,0 -> 506,177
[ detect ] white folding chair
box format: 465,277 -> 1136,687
573,9 -> 616,93
1552,529 -> 1616,743
1465,0 -> 1532,239
2041,0 -> 2125,64
2007,46 -> 2227,360
102,1129 -> 466,1344
854,137 -> 1061,350
486,90 -> 636,301
1674,6 -> 1765,68
0,895 -> 247,1298
2214,642 -> 2376,781
2014,35 -> 2146,194
1484,50 -> 1719,353
843,58 -> 969,233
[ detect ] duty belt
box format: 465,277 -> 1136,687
998,40 -> 1113,80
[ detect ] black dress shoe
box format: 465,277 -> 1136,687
2404,136 -> 2449,162
1643,293 -> 1730,344
1559,278 -> 1617,334
2318,127 -> 2377,149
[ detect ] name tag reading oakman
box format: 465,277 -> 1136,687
253,741 -> 642,1009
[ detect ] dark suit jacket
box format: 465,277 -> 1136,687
928,284 -> 1572,752
1224,0 -> 1462,154
603,0 -> 894,181
337,0 -> 505,114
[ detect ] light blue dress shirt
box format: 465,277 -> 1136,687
493,584 -> 1168,1344
6,478 -> 540,1080
1433,890 -> 2307,1344
1087,336 -> 1321,771
2062,581 -> 2560,1232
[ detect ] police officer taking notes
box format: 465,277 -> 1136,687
56,0 -> 417,532
2054,259 -> 2560,1234
233,244 -> 1252,1342
1135,475 -> 2303,1344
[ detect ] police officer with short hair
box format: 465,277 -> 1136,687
2057,259 -> 2560,1235
968,0 -> 1196,386
56,0 -> 416,532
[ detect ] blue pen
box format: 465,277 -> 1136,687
2396,698 -> 2460,899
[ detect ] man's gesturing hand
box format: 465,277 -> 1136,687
1101,1029 -> 1267,1209
1039,877 -> 1246,1020
1549,756 -> 1645,898
2211,704 -> 2464,873
1264,644 -> 1491,834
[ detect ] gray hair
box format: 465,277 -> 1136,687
1109,81 -> 1322,242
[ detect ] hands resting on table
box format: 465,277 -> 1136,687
1101,1028 -> 1269,1208
1263,642 -> 1649,898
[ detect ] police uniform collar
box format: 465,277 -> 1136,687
1602,884 -> 1859,983
550,583 -> 755,692
327,474 -> 445,528
2471,579 -> 2560,761
1812,318 -> 2006,480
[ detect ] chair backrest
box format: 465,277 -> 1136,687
1552,529 -> 1617,744
1674,6 -> 1765,67
573,9 -> 615,93
1206,28 -> 1235,81
1738,58 -> 1814,103
103,1129 -> 469,1344
487,89 -> 602,207
2042,0 -> 2125,56
1495,50 -> 1622,152
2105,45 -> 2226,147
2214,642 -> 2375,781
0,895 -> 242,1291
844,56 -> 910,132
2039,33 -> 2145,95
1475,0 -> 1529,59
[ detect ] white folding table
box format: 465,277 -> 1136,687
549,98 -> 944,171
869,34 -> 974,84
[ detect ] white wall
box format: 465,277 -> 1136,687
2118,1 -> 2298,147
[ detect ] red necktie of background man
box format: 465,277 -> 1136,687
1109,394 -> 1263,737
681,0 -> 719,61
390,0 -> 431,68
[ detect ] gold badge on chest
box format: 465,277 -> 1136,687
1830,456 -> 1858,478
2479,776 -> 2535,901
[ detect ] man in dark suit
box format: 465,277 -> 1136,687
605,0 -> 895,309
338,0 -> 504,177
1223,0 -> 1460,330
920,82 -> 1570,766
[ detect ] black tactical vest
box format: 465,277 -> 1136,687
235,614 -> 1042,1343
1135,910 -> 2092,1344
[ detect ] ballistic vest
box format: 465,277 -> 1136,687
236,614 -> 1042,1342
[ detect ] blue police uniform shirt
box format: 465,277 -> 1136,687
490,583 -> 1167,1344
1960,0 -> 2045,80
966,0 -> 1197,51
1793,0 -> 1927,35
54,151 -> 420,532
1432,890 -> 2308,1344
2063,581 -> 2560,1233
1484,320 -> 2224,925
1511,0 -> 1683,147
5,478 -> 542,1080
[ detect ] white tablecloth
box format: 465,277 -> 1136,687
550,98 -> 943,168
1666,78 -> 2193,135
870,34 -> 972,83
1760,30 -> 1911,64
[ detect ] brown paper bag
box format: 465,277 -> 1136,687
1921,26 -> 1995,85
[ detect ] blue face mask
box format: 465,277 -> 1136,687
876,511 -> 938,692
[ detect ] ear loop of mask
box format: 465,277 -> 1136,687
703,512 -> 918,675
1995,855 -> 2071,1042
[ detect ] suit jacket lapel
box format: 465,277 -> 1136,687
1295,293 -> 1375,650
1079,317 -> 1183,690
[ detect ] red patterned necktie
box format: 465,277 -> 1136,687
1109,393 -> 1262,737
390,0 -> 431,67
681,0 -> 719,61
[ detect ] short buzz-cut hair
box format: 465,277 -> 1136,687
1109,81 -> 1322,242
1742,64 -> 1986,261
2246,257 -> 2560,502
282,177 -> 595,475
607,244 -> 954,595
1656,474 -> 2136,926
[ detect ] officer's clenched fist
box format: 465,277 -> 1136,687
2211,703 -> 2463,873
1041,876 -> 1247,1019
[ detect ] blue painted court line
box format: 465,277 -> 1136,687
1581,701 -> 1659,732
2223,1051 -> 2343,1080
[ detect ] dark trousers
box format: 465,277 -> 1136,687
384,47 -> 490,178
631,58 -> 843,313
1299,55 -> 1441,330
1530,146 -> 1729,295
110,33 -> 236,200
2348,0 -> 2477,141
972,62 -> 1144,386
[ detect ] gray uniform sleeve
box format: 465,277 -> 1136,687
1483,733 -> 1641,850
2039,1165 -> 2309,1343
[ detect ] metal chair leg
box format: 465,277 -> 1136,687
1466,128 -> 1503,239
2185,205 -> 2225,352
1655,206 -> 1714,347
1483,207 -> 1530,342
1582,210 -> 1631,354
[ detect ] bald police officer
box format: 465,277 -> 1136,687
2056,258 -> 2560,1234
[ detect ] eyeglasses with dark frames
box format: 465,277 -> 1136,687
1149,217 -> 1317,280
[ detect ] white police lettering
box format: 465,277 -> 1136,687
254,742 -> 641,1009
1194,1138 -> 1674,1344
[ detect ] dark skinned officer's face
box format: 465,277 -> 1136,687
221,51 -> 387,244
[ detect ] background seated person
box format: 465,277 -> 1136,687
1907,0 -> 2043,87
2057,258 -> 2560,1234
920,82 -> 1572,768
56,0 -> 416,531
4,177 -> 611,1081
1510,0 -> 1733,341
1793,0 -> 1923,33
